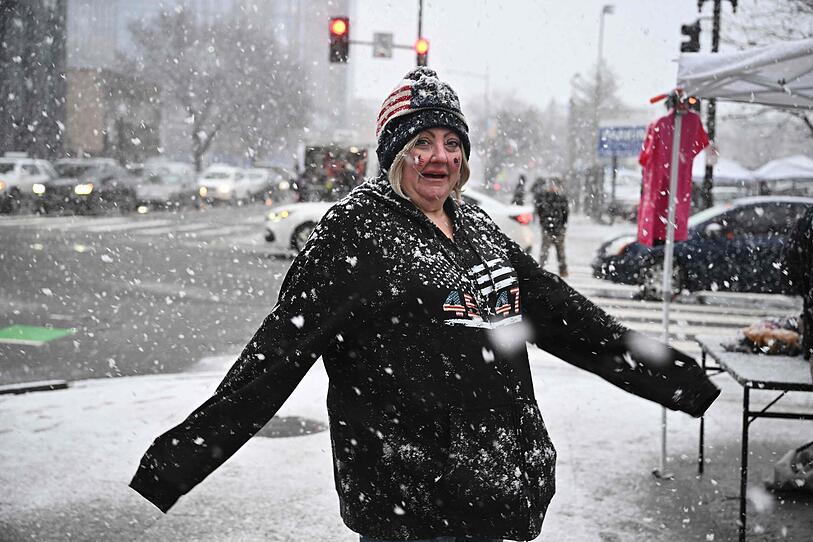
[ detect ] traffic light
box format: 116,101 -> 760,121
329,17 -> 349,63
680,20 -> 701,53
415,37 -> 429,67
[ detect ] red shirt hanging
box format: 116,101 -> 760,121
637,110 -> 709,247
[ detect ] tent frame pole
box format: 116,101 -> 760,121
653,106 -> 685,480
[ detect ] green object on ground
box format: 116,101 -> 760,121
0,325 -> 76,346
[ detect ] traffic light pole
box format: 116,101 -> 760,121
698,0 -> 736,209
418,0 -> 423,43
417,0 -> 425,66
700,1 -> 721,209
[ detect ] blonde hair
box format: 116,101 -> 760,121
388,132 -> 470,201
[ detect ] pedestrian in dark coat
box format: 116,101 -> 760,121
784,206 -> 813,360
511,174 -> 527,205
129,67 -> 720,542
534,178 -> 569,277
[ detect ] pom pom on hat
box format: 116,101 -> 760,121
375,67 -> 470,172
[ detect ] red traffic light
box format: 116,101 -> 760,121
415,38 -> 429,66
330,17 -> 348,36
329,17 -> 349,63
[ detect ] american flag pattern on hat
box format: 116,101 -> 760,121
375,67 -> 467,141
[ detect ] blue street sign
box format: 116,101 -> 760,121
597,125 -> 647,158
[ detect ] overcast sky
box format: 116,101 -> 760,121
349,0 -> 706,114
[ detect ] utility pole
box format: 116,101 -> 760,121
592,5 -> 614,220
697,0 -> 737,209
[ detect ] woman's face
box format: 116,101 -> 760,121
400,128 -> 463,213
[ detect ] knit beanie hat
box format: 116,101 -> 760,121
375,67 -> 470,172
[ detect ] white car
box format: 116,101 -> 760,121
460,189 -> 537,252
136,161 -> 198,208
0,154 -> 58,213
264,188 -> 537,253
197,165 -> 265,203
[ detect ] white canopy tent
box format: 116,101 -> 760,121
677,38 -> 813,108
691,153 -> 755,185
648,39 -> 813,491
754,154 -> 813,181
754,154 -> 813,197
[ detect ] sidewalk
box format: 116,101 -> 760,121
1,347 -> 811,541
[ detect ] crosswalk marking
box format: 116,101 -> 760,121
82,219 -> 173,233
59,217 -> 133,230
563,261 -> 800,356
0,215 -> 85,228
0,211 -> 262,243
187,225 -> 257,238
134,223 -> 213,236
602,306 -> 764,327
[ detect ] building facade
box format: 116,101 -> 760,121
64,68 -> 160,161
0,0 -> 68,159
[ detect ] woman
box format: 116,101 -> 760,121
130,68 -> 719,542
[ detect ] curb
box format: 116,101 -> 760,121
0,379 -> 69,395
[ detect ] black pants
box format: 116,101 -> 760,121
540,228 -> 567,275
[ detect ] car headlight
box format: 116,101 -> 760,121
216,184 -> 232,194
74,183 -> 94,195
267,209 -> 291,222
605,235 -> 637,256
199,186 -> 208,197
0,181 -> 6,191
278,180 -> 290,191
32,183 -> 46,195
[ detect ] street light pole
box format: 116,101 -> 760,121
593,4 -> 613,218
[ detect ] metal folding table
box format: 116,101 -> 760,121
695,335 -> 813,542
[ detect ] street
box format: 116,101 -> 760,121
0,204 -> 289,385
0,207 -> 801,387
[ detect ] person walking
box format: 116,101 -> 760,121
511,173 -> 527,205
784,205 -> 813,361
535,177 -> 569,277
129,67 -> 719,542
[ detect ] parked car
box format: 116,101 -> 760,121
459,189 -> 537,252
135,161 -> 198,209
0,154 -> 58,213
264,187 -> 537,253
249,166 -> 295,203
54,157 -> 119,178
39,163 -> 140,214
592,196 -> 813,299
197,165 -> 265,204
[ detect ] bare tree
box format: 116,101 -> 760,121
567,63 -> 630,170
470,97 -> 567,192
126,8 -> 310,171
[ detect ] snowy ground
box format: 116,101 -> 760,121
2,345 -> 812,541
1,213 -> 811,541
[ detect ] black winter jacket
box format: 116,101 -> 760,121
534,191 -> 569,234
130,175 -> 719,541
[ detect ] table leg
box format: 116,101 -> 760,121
699,350 -> 707,475
739,387 -> 750,542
